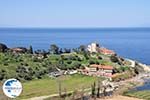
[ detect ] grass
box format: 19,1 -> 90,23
124,90 -> 150,100
0,52 -> 120,81
18,74 -> 100,99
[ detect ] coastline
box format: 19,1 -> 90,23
116,73 -> 145,94
120,73 -> 150,100
1,28 -> 150,65
121,73 -> 150,100
99,95 -> 143,100
1,42 -> 150,100
98,73 -> 146,100
23,74 -> 146,100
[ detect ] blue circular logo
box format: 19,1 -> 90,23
2,79 -> 22,98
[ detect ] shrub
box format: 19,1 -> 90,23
110,55 -> 118,63
0,43 -> 8,52
70,61 -> 81,69
89,59 -> 96,64
0,69 -> 7,80
97,56 -> 102,60
66,60 -> 72,64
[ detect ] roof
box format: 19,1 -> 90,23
99,48 -> 115,55
90,64 -> 114,70
111,73 -> 122,78
101,65 -> 114,70
83,69 -> 89,72
90,64 -> 100,68
11,48 -> 23,51
11,47 -> 27,51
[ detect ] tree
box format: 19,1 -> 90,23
103,86 -> 107,97
72,48 -> 78,53
63,88 -> 67,98
97,79 -> 101,98
78,45 -> 86,53
50,44 -> 59,54
16,66 -> 35,80
91,82 -> 96,98
98,55 -> 102,60
57,79 -> 62,97
64,48 -> 71,53
34,49 -> 43,54
42,50 -> 48,58
89,59 -> 96,64
59,48 -> 63,54
0,43 -> 8,52
110,55 -> 118,63
29,45 -> 33,54
70,61 -> 81,69
0,69 -> 7,80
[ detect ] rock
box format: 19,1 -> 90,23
125,59 -> 136,67
137,62 -> 150,72
0,43 -> 8,52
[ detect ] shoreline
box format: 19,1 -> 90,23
99,95 -> 143,100
121,73 -> 150,100
115,74 -> 145,94
23,74 -> 145,100
1,42 -> 150,100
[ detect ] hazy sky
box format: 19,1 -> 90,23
0,0 -> 150,28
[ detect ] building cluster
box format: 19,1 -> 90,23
85,42 -> 115,78
87,42 -> 115,55
79,64 -> 114,78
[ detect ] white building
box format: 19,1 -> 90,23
87,42 -> 99,53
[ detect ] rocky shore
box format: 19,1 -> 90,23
126,58 -> 150,72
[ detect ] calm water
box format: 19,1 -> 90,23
135,80 -> 150,91
0,28 -> 150,65
131,78 -> 150,91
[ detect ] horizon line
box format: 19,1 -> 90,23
0,27 -> 150,29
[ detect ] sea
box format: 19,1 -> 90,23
0,28 -> 150,65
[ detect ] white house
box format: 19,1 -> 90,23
87,42 -> 99,53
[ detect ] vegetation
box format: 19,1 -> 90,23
0,43 -> 7,52
50,44 -> 59,54
124,90 -> 150,100
91,82 -> 96,98
18,74 -> 99,99
0,43 -> 143,99
110,55 -> 119,63
0,43 -> 127,81
0,52 -> 83,81
29,45 -> 33,54
112,71 -> 135,82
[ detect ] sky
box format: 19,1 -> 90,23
0,0 -> 150,28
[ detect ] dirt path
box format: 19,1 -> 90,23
22,76 -> 145,100
22,95 -> 56,100
23,95 -> 143,100
100,95 -> 143,100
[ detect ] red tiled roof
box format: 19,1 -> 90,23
83,69 -> 89,72
90,64 -> 114,70
101,65 -> 114,70
99,48 -> 115,55
90,64 -> 100,68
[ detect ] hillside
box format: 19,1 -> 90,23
0,43 -> 150,99
0,43 -> 149,82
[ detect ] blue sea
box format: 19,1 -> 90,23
0,28 -> 150,65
